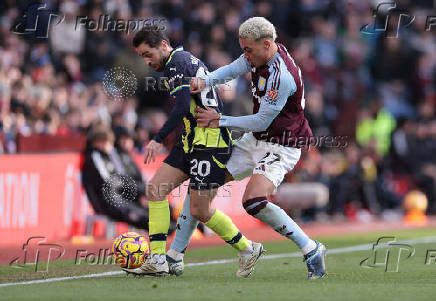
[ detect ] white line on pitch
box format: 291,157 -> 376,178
1,236 -> 435,288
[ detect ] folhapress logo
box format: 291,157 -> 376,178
360,236 -> 415,272
11,2 -> 64,38
9,236 -> 65,272
360,1 -> 435,38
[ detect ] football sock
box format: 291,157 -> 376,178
243,197 -> 315,254
204,209 -> 250,252
301,240 -> 318,255
148,199 -> 170,255
167,249 -> 184,262
170,193 -> 199,253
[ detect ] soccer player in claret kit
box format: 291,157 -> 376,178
122,27 -> 264,277
167,17 -> 327,279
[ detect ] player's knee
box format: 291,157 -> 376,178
190,205 -> 209,223
190,208 -> 204,222
242,189 -> 267,203
145,183 -> 165,201
242,196 -> 268,216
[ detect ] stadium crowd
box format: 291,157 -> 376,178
0,0 -> 435,218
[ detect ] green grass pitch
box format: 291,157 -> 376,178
1,228 -> 435,301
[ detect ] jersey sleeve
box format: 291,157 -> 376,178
153,87 -> 191,143
260,68 -> 296,112
153,56 -> 194,143
218,69 -> 297,132
203,54 -> 251,87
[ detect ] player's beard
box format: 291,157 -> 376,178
156,49 -> 167,72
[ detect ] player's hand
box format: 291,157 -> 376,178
194,107 -> 220,128
190,77 -> 206,94
144,140 -> 163,164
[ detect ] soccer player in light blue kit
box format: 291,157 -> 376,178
166,17 -> 326,279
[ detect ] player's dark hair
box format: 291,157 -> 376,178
132,26 -> 170,48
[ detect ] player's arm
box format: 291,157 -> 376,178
144,64 -> 191,164
197,71 -> 296,132
153,88 -> 190,144
191,54 -> 251,93
220,72 -> 296,131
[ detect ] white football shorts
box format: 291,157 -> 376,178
226,132 -> 301,187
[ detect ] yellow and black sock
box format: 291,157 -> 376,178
205,209 -> 250,251
148,199 -> 170,254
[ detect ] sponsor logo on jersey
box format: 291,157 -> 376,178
168,73 -> 184,85
258,76 -> 266,91
190,55 -> 199,65
267,90 -> 278,99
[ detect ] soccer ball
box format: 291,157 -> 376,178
111,232 -> 149,268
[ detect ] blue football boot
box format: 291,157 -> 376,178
303,241 -> 327,279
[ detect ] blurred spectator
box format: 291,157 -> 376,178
305,87 -> 332,139
356,103 -> 397,156
49,1 -> 85,56
113,126 -> 146,200
81,124 -> 147,229
134,123 -> 150,154
82,124 -> 176,233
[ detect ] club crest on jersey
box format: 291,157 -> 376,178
267,90 -> 278,99
258,76 -> 266,91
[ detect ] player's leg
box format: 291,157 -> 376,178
187,147 -> 264,277
123,162 -> 189,276
167,171 -> 231,276
146,162 -> 189,255
242,173 -> 317,253
242,143 -> 326,279
167,137 -> 256,277
123,144 -> 191,276
189,187 -> 264,277
167,192 -> 199,276
187,148 -> 249,251
189,188 -> 250,250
